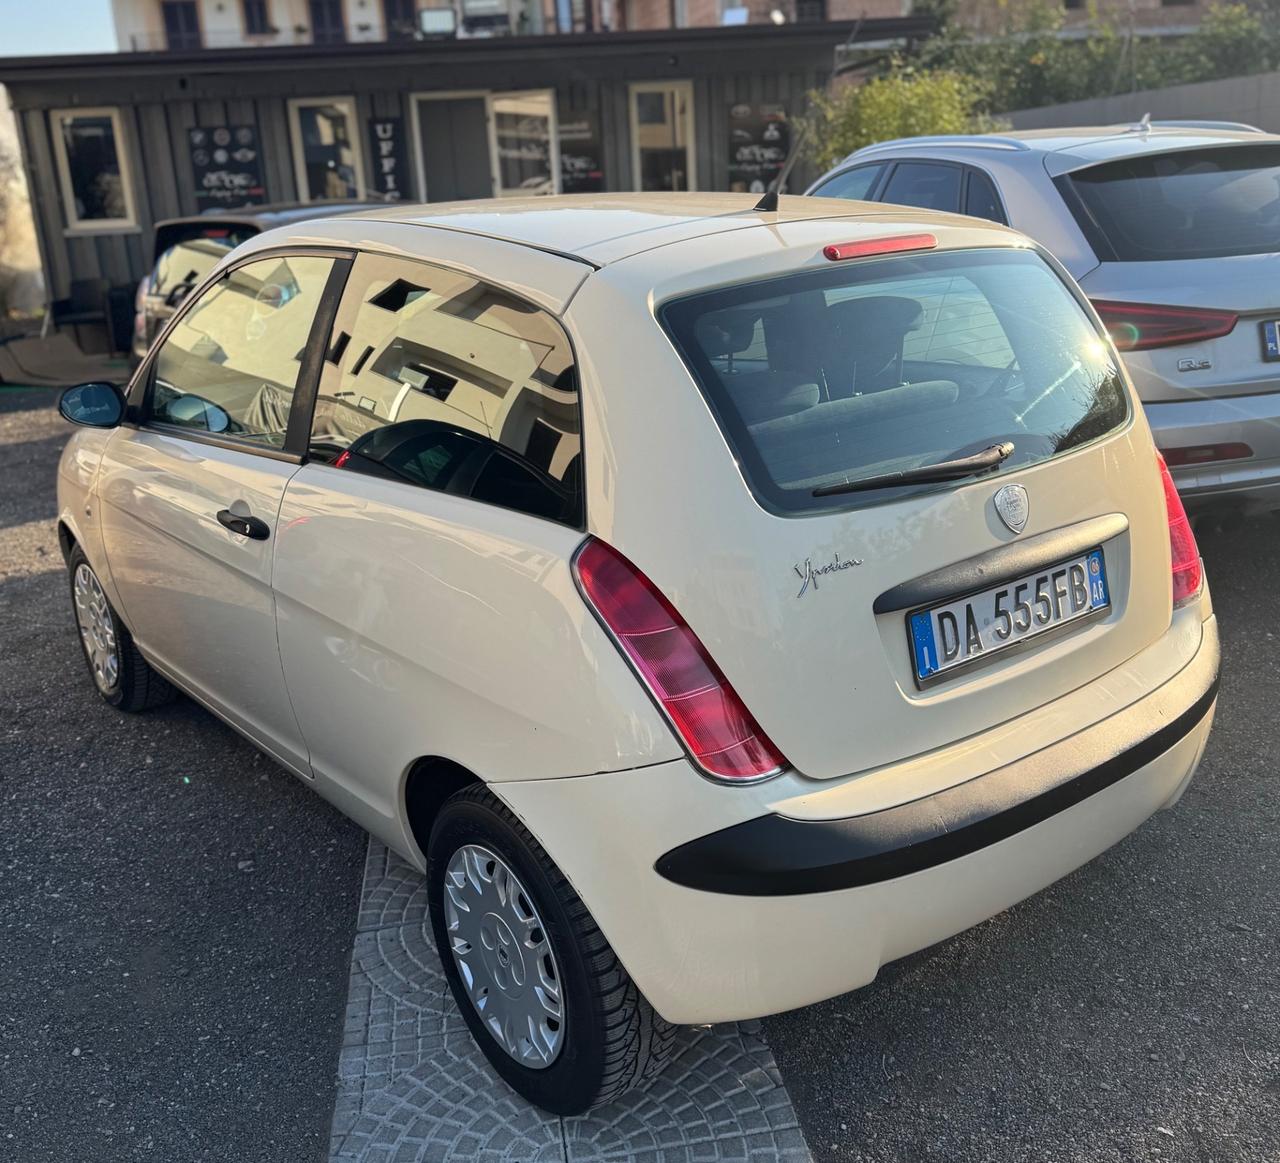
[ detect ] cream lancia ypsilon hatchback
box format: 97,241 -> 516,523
56,194 -> 1219,1114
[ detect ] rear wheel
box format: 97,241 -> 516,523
68,546 -> 175,713
426,784 -> 675,1114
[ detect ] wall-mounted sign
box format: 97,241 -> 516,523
727,104 -> 789,195
189,125 -> 266,209
559,112 -> 604,195
367,117 -> 409,202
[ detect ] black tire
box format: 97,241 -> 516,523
426,784 -> 675,1114
67,545 -> 176,713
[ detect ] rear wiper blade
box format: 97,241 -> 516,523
812,441 -> 1015,498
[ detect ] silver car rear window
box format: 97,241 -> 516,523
1064,144 -> 1280,261
659,247 -> 1129,515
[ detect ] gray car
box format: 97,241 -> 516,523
807,123 -> 1280,516
131,202 -> 377,364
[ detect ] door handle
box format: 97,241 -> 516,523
217,508 -> 271,540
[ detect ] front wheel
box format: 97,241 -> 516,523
426,785 -> 675,1114
68,546 -> 175,713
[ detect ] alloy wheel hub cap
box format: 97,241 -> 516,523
444,844 -> 564,1068
73,564 -> 119,693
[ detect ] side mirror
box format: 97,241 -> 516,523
58,382 -> 126,429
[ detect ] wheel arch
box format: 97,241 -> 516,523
403,756 -> 484,862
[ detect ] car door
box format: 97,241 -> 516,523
271,248 -> 645,832
96,248 -> 350,776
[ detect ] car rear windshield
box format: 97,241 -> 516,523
1064,144 -> 1280,261
660,248 -> 1128,515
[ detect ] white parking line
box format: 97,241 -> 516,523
330,839 -> 813,1163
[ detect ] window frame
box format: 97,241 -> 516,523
50,106 -> 140,235
304,248 -> 588,531
628,80 -> 697,193
287,96 -> 367,203
128,245 -> 354,464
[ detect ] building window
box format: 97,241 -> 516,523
243,0 -> 272,35
288,97 -> 366,201
50,108 -> 138,233
629,81 -> 695,192
309,0 -> 347,42
161,1 -> 202,49
384,0 -> 418,38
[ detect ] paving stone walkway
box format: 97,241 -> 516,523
330,841 -> 813,1163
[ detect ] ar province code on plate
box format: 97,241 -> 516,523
909,549 -> 1110,684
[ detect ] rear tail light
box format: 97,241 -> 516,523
1161,442 -> 1252,467
1091,300 -> 1238,352
1157,453 -> 1203,607
573,538 -> 787,782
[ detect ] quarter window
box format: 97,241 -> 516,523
51,108 -> 138,232
309,253 -> 583,527
811,164 -> 883,202
880,162 -> 962,214
288,97 -> 365,201
965,169 -> 1007,224
148,254 -> 337,448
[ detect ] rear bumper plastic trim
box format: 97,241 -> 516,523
655,644 -> 1218,896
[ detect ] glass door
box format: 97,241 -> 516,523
490,91 -> 559,198
629,81 -> 695,192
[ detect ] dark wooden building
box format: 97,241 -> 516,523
0,17 -> 929,304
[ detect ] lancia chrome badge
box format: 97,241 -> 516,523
993,483 -> 1029,534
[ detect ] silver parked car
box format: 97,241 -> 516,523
807,123 -> 1280,515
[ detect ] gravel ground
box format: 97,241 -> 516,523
766,515 -> 1280,1162
0,387 -> 367,1161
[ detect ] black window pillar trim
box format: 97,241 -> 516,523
285,255 -> 354,459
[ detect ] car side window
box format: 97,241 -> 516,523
148,254 -> 336,448
965,169 -> 1008,224
309,253 -> 583,528
879,162 -> 962,214
810,164 -> 884,201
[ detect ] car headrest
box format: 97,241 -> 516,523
694,308 -> 759,358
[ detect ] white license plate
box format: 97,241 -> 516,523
909,548 -> 1110,685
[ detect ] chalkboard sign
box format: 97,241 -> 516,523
368,117 -> 409,202
559,112 -> 605,195
189,126 -> 266,209
727,104 -> 789,195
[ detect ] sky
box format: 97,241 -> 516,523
0,0 -> 117,56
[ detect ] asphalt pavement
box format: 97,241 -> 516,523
2,385 -> 1277,1162
0,387 -> 367,1161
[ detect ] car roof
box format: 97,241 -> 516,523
330,192 -> 920,266
237,193 -> 1026,314
153,202 -> 380,231
840,124 -> 1278,175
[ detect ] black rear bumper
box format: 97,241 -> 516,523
656,640 -> 1219,897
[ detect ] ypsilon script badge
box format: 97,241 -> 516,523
794,551 -> 863,598
993,483 -> 1029,535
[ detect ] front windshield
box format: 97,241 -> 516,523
659,247 -> 1129,515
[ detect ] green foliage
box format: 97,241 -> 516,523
917,1 -> 1276,114
803,70 -> 997,171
